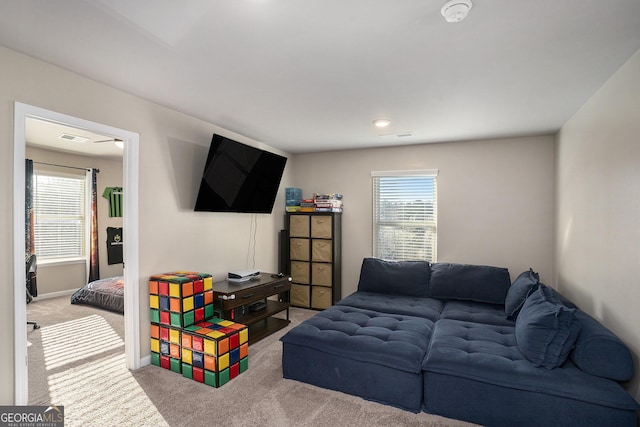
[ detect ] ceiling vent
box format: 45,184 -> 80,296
58,133 -> 89,143
441,0 -> 473,23
379,132 -> 414,138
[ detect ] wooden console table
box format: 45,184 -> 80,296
211,274 -> 291,344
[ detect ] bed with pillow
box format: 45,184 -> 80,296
281,258 -> 639,426
70,276 -> 124,314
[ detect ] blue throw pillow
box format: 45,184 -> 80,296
357,258 -> 431,297
515,285 -> 582,369
505,269 -> 540,320
428,263 -> 511,305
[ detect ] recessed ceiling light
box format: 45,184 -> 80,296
373,119 -> 391,128
441,0 -> 472,23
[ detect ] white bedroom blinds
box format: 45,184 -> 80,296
33,171 -> 87,260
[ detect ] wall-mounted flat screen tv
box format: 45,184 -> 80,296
194,134 -> 287,213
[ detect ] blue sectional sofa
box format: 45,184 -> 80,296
281,258 -> 639,426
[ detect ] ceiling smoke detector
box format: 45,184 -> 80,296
441,0 -> 473,23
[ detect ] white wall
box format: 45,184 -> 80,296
26,146 -> 125,295
0,45 -> 292,403
292,135 -> 556,298
556,48 -> 640,402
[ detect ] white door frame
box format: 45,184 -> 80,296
13,102 -> 141,404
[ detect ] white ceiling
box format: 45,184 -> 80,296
26,117 -> 124,160
2,0 -> 640,154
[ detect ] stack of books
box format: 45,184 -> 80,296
313,193 -> 343,212
300,198 -> 316,212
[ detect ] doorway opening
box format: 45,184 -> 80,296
13,102 -> 140,404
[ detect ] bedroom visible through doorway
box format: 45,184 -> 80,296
13,103 -> 140,405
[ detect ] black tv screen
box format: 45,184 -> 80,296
194,134 -> 287,213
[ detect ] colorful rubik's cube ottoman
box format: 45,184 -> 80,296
149,272 -> 213,374
180,318 -> 249,387
150,323 -> 182,373
149,272 -> 248,386
149,272 -> 214,329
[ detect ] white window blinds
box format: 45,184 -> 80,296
33,171 -> 87,260
372,170 -> 438,262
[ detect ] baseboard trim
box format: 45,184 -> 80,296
33,289 -> 76,301
139,355 -> 151,368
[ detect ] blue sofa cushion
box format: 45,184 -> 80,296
570,309 -> 634,381
337,291 -> 444,321
440,300 -> 515,327
505,269 -> 540,320
428,263 -> 511,305
280,305 -> 434,373
515,286 -> 582,369
423,319 -> 640,412
357,258 -> 430,297
539,286 -> 633,381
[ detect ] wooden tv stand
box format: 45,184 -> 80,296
211,274 -> 291,344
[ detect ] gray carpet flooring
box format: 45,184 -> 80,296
27,296 -> 476,426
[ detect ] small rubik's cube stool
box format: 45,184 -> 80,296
181,318 -> 249,387
149,272 -> 214,329
150,323 -> 182,373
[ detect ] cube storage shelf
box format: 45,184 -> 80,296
286,212 -> 342,310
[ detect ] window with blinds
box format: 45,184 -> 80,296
33,171 -> 87,261
372,170 -> 438,262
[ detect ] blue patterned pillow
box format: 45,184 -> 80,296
515,285 -> 582,369
505,269 -> 539,320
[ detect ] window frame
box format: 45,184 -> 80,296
32,168 -> 89,265
371,169 -> 438,262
